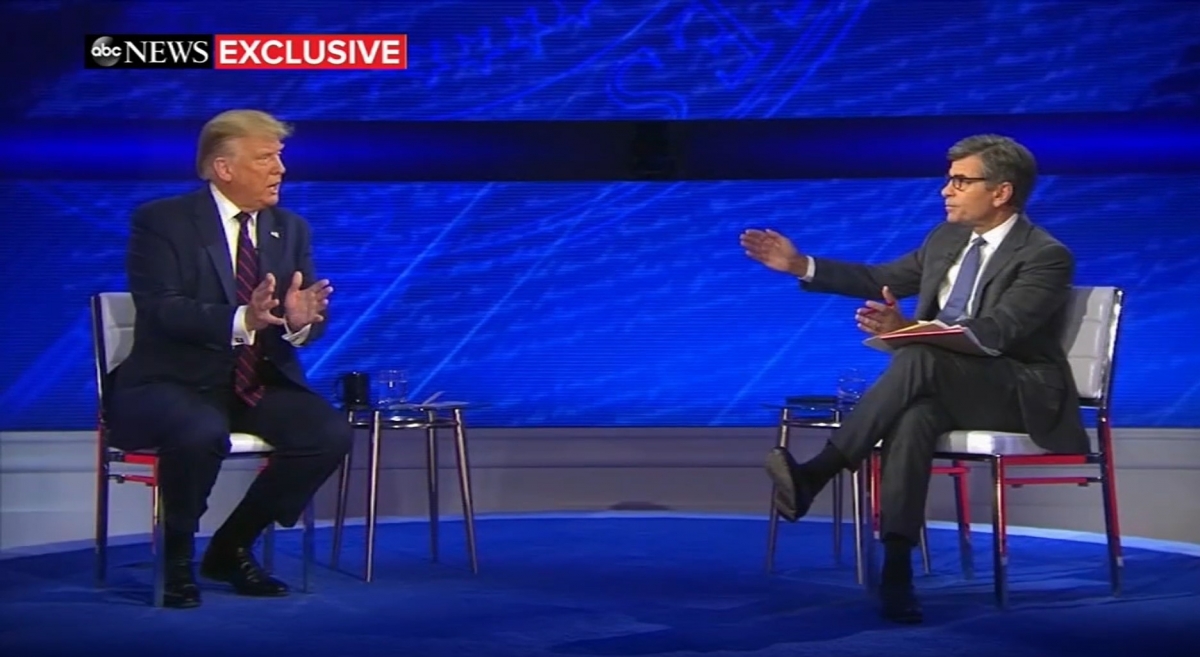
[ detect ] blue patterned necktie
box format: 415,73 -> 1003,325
937,236 -> 987,324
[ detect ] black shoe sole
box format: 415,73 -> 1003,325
764,449 -> 801,522
163,590 -> 201,609
164,597 -> 201,609
200,568 -> 290,597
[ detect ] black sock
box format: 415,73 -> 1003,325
208,503 -> 274,555
881,534 -> 914,587
799,441 -> 849,488
165,528 -> 194,562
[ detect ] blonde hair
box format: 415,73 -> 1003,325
196,109 -> 293,180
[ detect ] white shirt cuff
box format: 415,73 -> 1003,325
232,305 -> 256,346
283,320 -> 312,346
799,256 -> 815,282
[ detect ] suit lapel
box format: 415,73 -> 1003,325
256,208 -> 284,287
918,231 -> 969,320
975,215 -> 1032,301
192,189 -> 237,305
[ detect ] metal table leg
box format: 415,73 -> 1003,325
364,410 -> 383,582
453,408 -> 479,574
425,409 -> 440,563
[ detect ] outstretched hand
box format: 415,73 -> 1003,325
740,229 -> 803,274
245,273 -> 286,332
283,271 -> 333,329
855,286 -> 914,335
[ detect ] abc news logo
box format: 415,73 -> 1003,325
86,35 -> 211,69
85,34 -> 408,70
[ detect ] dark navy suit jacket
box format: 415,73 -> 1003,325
114,187 -> 325,393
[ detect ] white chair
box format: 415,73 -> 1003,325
931,286 -> 1125,607
91,292 -> 315,607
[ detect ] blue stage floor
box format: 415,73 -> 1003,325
2,513 -> 1198,656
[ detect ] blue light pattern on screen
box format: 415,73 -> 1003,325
0,178 -> 1196,430
26,0 -> 1200,120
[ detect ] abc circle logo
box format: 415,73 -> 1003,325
90,36 -> 121,67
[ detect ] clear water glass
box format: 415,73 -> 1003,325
375,369 -> 408,409
836,368 -> 867,410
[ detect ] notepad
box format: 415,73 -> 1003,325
863,320 -> 999,357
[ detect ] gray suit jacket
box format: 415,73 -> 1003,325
802,215 -> 1089,454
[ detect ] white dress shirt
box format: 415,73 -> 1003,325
210,184 -> 311,347
799,213 -> 1018,319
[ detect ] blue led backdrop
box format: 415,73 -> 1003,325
21,0 -> 1200,120
0,0 -> 1197,430
2,177 -> 1197,429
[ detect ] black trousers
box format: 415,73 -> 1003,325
107,367 -> 353,535
830,344 -> 1025,544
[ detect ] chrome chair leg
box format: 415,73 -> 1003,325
151,480 -> 165,608
856,460 -> 878,592
425,415 -> 440,563
1099,432 -> 1123,596
832,471 -> 844,565
95,450 -> 110,587
259,457 -> 277,573
851,468 -> 865,586
452,408 -> 479,574
302,502 -> 315,593
952,464 -> 974,579
765,409 -> 790,573
918,523 -> 931,575
331,447 -> 353,570
262,523 -> 276,573
990,457 -> 1009,608
765,505 -> 782,574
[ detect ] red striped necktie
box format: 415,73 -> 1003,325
234,212 -> 264,406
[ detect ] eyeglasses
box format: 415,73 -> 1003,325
944,175 -> 990,191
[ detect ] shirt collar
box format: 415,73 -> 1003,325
974,212 -> 1018,248
209,183 -> 258,226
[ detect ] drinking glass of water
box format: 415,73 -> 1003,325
836,368 -> 867,410
375,369 -> 408,409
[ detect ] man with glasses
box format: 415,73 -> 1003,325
739,134 -> 1088,624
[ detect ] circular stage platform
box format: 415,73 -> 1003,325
2,513 -> 1198,656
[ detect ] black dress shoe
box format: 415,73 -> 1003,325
764,447 -> 815,522
880,584 -> 923,624
200,547 -> 289,597
164,558 -> 201,608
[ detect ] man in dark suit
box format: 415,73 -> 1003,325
739,134 -> 1087,623
107,109 -> 353,608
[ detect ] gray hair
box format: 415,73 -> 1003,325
947,134 -> 1037,209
